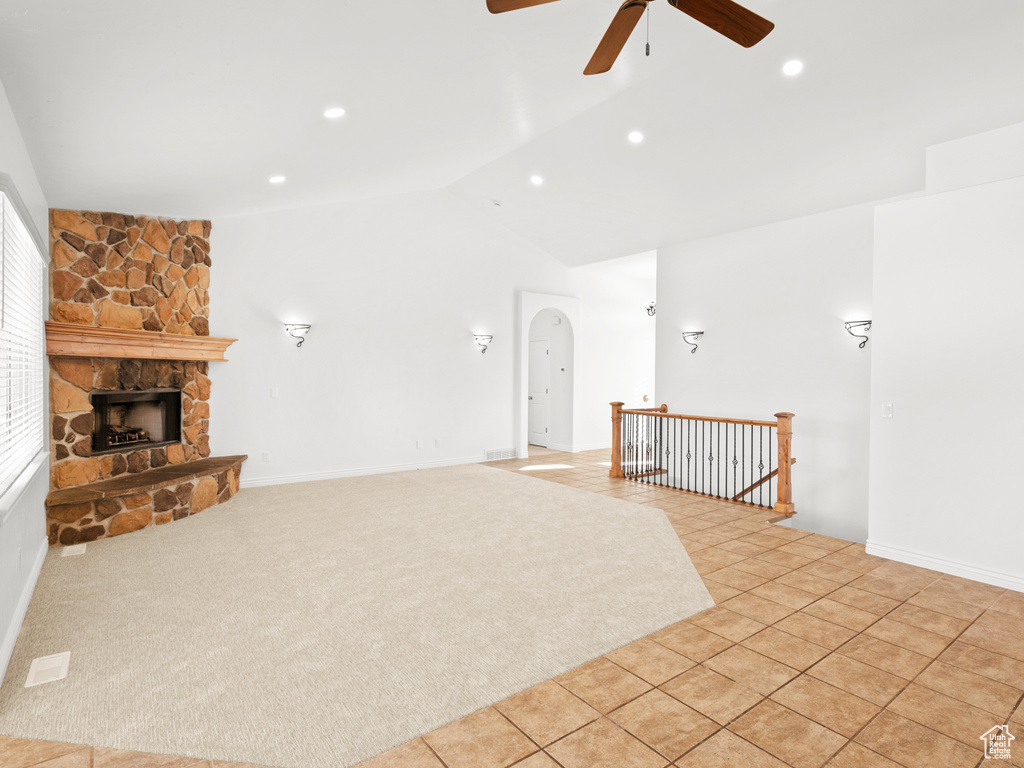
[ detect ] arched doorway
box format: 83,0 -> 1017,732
518,292 -> 580,457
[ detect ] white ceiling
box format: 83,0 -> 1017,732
1,0 -> 1022,265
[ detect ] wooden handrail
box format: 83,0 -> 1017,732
733,458 -> 796,501
618,408 -> 776,427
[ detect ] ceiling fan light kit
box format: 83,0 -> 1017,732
488,0 -> 774,75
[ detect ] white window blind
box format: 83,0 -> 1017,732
0,190 -> 46,497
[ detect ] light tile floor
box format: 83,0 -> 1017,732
3,448 -> 1022,768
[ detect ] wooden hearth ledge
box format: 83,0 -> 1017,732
45,321 -> 237,362
46,455 -> 247,507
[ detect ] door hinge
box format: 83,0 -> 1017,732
546,388 -> 548,394
545,427 -> 548,433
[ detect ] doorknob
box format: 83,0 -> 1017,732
528,396 -> 533,400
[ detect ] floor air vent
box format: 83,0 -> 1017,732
485,448 -> 517,461
25,652 -> 70,688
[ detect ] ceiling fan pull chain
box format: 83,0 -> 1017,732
646,3 -> 651,56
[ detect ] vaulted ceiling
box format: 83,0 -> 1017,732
1,0 -> 1022,265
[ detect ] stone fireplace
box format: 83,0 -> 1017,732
44,209 -> 245,546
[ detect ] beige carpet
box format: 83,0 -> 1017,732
0,464 -> 713,768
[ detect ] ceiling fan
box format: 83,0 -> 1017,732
486,0 -> 775,75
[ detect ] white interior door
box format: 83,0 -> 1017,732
528,339 -> 550,446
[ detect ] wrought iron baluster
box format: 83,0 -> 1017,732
671,417 -> 679,489
732,423 -> 738,501
686,419 -> 691,492
662,416 -> 667,489
749,425 -> 754,506
655,416 -> 661,487
741,424 -> 746,502
625,413 -> 631,480
700,420 -> 704,496
625,412 -> 631,481
652,415 -> 657,485
758,425 -> 765,508
716,421 -> 722,499
645,415 -> 651,485
626,411 -> 634,479
707,420 -> 715,498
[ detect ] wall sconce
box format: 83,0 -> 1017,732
473,334 -> 493,354
285,324 -> 312,348
681,331 -> 704,354
646,301 -> 656,316
844,320 -> 871,349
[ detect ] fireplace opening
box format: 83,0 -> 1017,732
90,389 -> 182,454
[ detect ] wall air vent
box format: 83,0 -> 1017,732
485,448 -> 517,461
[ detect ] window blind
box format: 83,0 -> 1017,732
0,191 -> 46,497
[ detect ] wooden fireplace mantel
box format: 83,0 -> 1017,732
45,322 -> 238,362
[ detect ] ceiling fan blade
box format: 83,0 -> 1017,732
486,0 -> 560,13
584,0 -> 648,75
667,0 -> 774,47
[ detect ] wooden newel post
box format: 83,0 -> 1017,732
610,402 -> 625,478
774,412 -> 795,516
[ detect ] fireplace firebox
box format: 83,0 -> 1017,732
90,389 -> 182,454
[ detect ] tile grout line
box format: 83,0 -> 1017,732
419,738 -> 451,768
825,581 -> 990,764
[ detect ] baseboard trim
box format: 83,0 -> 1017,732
0,536 -> 47,687
240,455 -> 485,489
865,540 -> 1024,592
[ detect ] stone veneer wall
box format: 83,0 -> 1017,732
48,210 -> 214,492
49,357 -> 211,489
50,209 -> 212,334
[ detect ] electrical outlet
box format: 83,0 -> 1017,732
434,439 -> 441,449
262,452 -> 270,462
882,404 -> 893,419
416,440 -> 423,449
270,387 -> 279,398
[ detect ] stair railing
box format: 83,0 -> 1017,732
610,402 -> 795,516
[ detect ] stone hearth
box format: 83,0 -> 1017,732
46,456 -> 245,545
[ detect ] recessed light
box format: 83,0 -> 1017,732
628,131 -> 644,144
324,107 -> 346,119
530,175 -> 543,186
269,175 -> 286,184
782,60 -> 804,76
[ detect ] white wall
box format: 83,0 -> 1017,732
869,173 -> 1024,589
926,121 -> 1024,194
656,204 -> 875,542
0,76 -> 50,684
211,189 -> 658,485
571,251 -> 657,451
